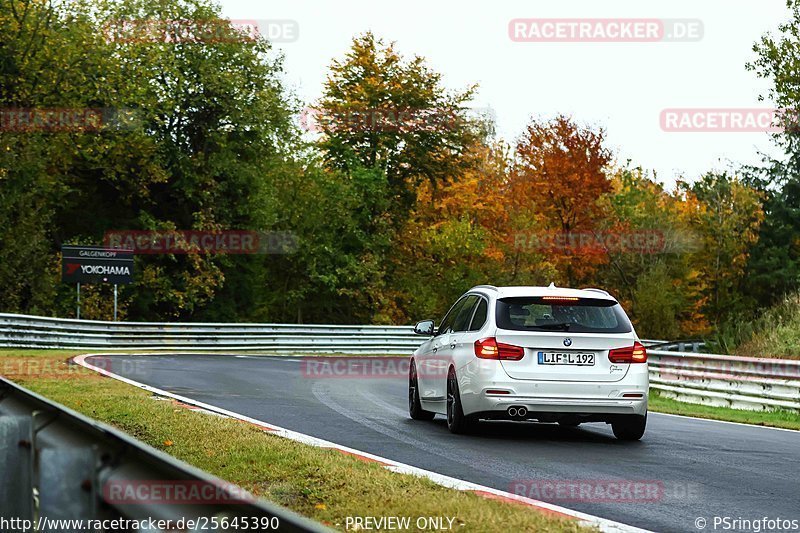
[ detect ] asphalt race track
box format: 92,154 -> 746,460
94,354 -> 800,533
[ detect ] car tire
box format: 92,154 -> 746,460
612,413 -> 647,441
409,361 -> 435,421
446,368 -> 475,434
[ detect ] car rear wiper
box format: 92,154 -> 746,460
535,322 -> 571,331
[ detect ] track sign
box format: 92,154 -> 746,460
62,245 -> 134,284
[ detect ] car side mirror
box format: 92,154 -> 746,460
413,319 -> 435,336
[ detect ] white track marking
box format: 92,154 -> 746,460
650,411 -> 800,433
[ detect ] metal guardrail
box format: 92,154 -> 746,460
643,339 -> 706,353
0,313 -> 421,353
1,313 -> 797,412
0,376 -> 328,532
649,350 -> 800,412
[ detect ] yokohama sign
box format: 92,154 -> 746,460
61,245 -> 134,284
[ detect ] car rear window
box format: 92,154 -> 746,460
495,296 -> 633,334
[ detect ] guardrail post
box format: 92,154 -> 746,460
37,447 -> 98,526
0,415 -> 34,519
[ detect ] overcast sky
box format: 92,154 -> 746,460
219,0 -> 790,187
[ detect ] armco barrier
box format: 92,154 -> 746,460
1,313 -> 797,412
0,313 -> 421,353
0,377 -> 328,532
648,350 -> 800,412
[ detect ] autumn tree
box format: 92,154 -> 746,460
386,141 -> 556,323
513,115 -> 613,285
309,32 -> 491,322
315,32 -> 484,219
682,173 -> 764,327
598,165 -> 706,338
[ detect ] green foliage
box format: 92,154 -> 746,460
744,0 -> 800,308
681,172 -> 764,327
597,165 -> 702,336
1,0 -> 297,320
629,263 -> 686,340
743,177 -> 800,307
709,292 -> 800,358
0,0 -> 105,314
247,161 -> 393,323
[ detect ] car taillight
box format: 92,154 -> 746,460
474,338 -> 525,361
608,342 -> 647,364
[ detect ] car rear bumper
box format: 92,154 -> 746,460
468,395 -> 648,418
456,359 -> 649,419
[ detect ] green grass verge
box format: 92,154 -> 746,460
648,390 -> 800,430
706,292 -> 800,358
0,349 -> 588,533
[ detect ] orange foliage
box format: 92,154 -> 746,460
513,115 -> 614,285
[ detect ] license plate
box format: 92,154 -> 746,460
538,352 -> 595,366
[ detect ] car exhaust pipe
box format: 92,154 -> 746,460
507,406 -> 527,419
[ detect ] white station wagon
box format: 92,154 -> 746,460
409,285 -> 649,440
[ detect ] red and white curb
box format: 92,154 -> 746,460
73,353 -> 651,533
